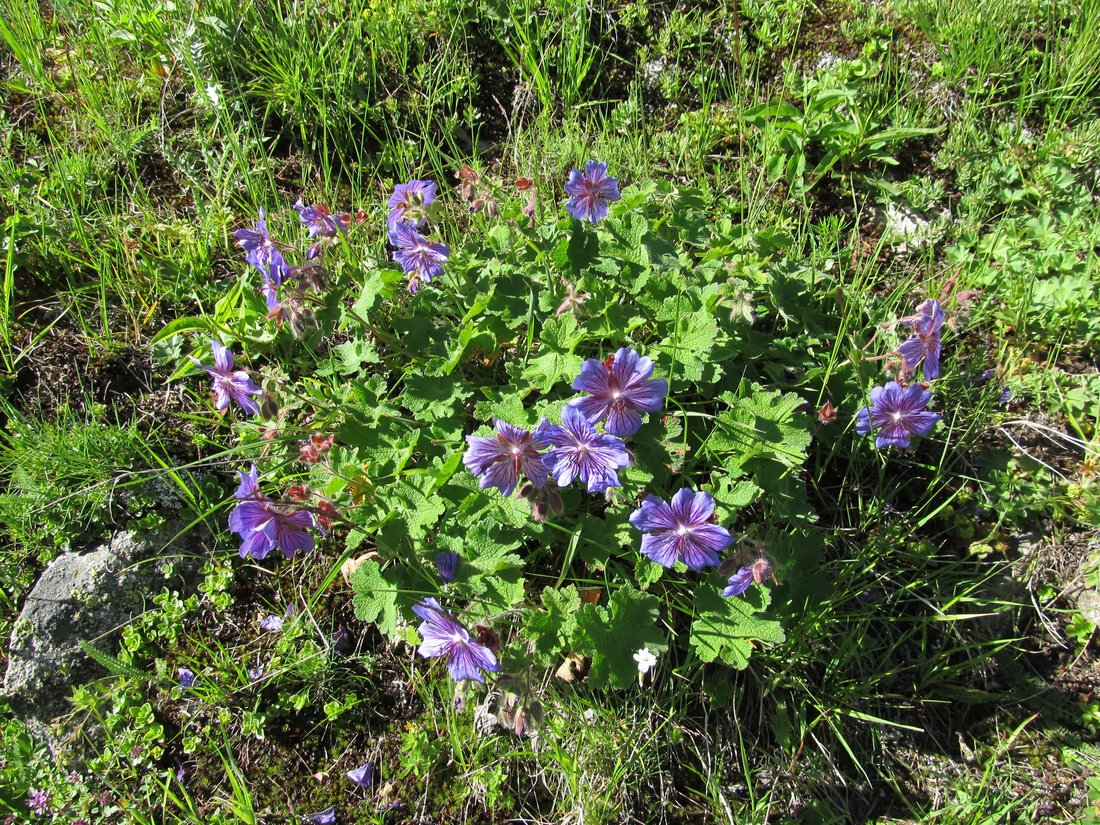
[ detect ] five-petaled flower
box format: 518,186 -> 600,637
177,667 -> 196,688
570,347 -> 668,436
294,199 -> 349,238
898,298 -> 947,380
633,647 -> 658,675
412,598 -> 500,683
629,488 -> 732,571
463,419 -> 549,497
233,208 -> 287,281
540,405 -> 632,493
564,161 -> 621,223
308,806 -> 336,825
190,340 -> 263,416
227,466 -> 318,560
387,222 -> 450,293
854,381 -> 941,449
387,180 -> 436,228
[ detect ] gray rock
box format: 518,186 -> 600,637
4,521 -> 207,749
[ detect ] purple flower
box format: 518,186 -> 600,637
27,789 -> 50,815
234,208 -> 288,280
259,615 -> 284,632
229,499 -> 317,560
898,298 -> 946,380
346,764 -> 374,789
570,347 -> 667,436
235,465 -> 262,500
463,419 -> 550,497
228,471 -> 318,560
260,260 -> 283,313
722,567 -> 754,597
177,668 -> 196,688
435,551 -> 459,583
629,488 -> 732,571
190,340 -> 263,416
248,665 -> 264,682
540,405 -> 632,493
293,199 -> 348,238
854,381 -> 941,449
387,180 -> 437,228
388,222 -> 449,293
412,598 -> 500,682
308,806 -> 336,824
564,161 -> 621,223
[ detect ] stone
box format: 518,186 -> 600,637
4,521 -> 207,749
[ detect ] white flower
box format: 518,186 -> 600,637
205,83 -> 222,107
633,647 -> 658,675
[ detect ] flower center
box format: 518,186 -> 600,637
510,445 -> 523,455
676,524 -> 690,536
611,390 -> 622,399
892,411 -> 903,422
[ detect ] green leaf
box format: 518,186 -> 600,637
689,584 -> 785,669
576,586 -> 666,689
350,560 -> 404,638
523,586 -> 581,666
708,385 -> 812,472
401,373 -> 471,422
653,309 -> 721,384
517,314 -> 585,393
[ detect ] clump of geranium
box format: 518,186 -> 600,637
463,346 -> 667,505
227,465 -> 321,560
232,197 -> 362,334
385,178 -> 450,294
853,295 -> 959,450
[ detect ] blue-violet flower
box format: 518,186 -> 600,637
570,347 -> 667,436
412,598 -> 500,683
898,298 -> 946,380
564,161 -> 621,223
463,419 -> 549,497
541,406 -> 631,492
854,381 -> 941,449
387,180 -> 436,228
233,208 -> 287,280
435,551 -> 459,584
629,488 -> 732,571
190,340 -> 262,416
722,567 -> 754,597
293,199 -> 349,238
387,222 -> 449,293
346,764 -> 374,789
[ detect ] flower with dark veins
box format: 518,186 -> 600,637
412,598 -> 500,682
190,340 -> 262,416
540,405 -> 632,493
387,222 -> 450,293
463,419 -> 550,497
854,381 -> 941,449
570,347 -> 667,436
564,161 -> 621,223
629,488 -> 732,571
386,180 -> 436,228
898,298 -> 947,380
